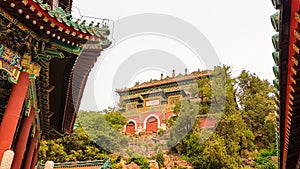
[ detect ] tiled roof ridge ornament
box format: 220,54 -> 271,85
172,69 -> 175,78
21,0 -> 112,47
116,68 -> 211,93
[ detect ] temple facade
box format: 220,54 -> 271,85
116,69 -> 216,134
0,0 -> 110,168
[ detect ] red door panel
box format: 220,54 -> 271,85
146,117 -> 158,132
126,122 -> 135,134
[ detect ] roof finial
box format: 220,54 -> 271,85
96,22 -> 101,27
161,73 -> 163,80
185,68 -> 188,75
172,69 -> 175,78
89,21 -> 94,27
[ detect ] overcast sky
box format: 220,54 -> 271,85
73,0 -> 276,111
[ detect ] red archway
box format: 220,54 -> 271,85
126,122 -> 135,134
146,117 -> 158,132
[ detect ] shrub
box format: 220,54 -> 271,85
254,149 -> 278,169
155,152 -> 165,169
126,154 -> 150,169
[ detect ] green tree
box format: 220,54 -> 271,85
39,109 -> 127,163
104,111 -> 127,131
155,151 -> 165,169
77,110 -> 128,154
126,154 -> 150,169
171,66 -> 263,168
237,70 -> 275,148
39,126 -> 107,163
210,66 -> 248,167
168,100 -> 199,150
201,134 -> 239,169
254,149 -> 278,169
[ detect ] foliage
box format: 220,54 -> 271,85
167,100 -> 199,149
126,154 -> 150,169
157,128 -> 165,136
155,152 -> 165,169
112,163 -> 123,169
254,149 -> 278,169
77,110 -> 128,153
198,134 -> 240,169
169,66 -> 277,168
39,127 -> 107,163
39,109 -> 127,163
236,70 -> 275,148
110,155 -> 123,169
39,66 -> 278,169
104,111 -> 127,131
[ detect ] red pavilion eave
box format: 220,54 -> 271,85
273,0 -> 300,168
0,0 -> 111,167
0,0 -> 107,47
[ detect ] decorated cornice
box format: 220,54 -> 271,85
0,0 -> 112,139
0,43 -> 41,83
0,0 -> 111,48
0,61 -> 20,83
50,40 -> 82,55
0,9 -> 69,61
0,7 -> 41,41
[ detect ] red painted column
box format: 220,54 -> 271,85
11,108 -> 35,169
0,72 -> 30,162
23,131 -> 38,169
30,143 -> 40,169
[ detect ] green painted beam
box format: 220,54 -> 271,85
273,65 -> 279,78
271,12 -> 280,32
272,51 -> 279,65
273,78 -> 279,89
271,0 -> 281,9
272,33 -> 280,51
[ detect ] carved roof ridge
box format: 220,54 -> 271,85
116,70 -> 212,93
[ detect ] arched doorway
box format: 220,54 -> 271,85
146,117 -> 158,132
126,121 -> 136,134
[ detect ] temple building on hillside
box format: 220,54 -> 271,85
116,69 -> 216,134
0,0 -> 111,168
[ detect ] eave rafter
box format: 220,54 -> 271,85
0,0 -> 111,48
272,0 -> 300,168
0,0 -> 112,139
0,6 -> 70,60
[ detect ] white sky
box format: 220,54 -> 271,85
74,0 -> 276,111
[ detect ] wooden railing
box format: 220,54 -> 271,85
36,159 -> 110,169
